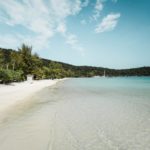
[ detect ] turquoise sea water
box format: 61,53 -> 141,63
0,77 -> 150,150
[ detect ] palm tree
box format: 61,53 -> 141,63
18,44 -> 33,74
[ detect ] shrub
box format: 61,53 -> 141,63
0,69 -> 24,84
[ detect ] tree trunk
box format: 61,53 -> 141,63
13,62 -> 15,71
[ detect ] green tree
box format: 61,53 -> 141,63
18,44 -> 33,74
0,49 -> 4,68
10,51 -> 22,70
0,49 -> 11,70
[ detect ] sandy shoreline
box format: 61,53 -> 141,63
0,79 -> 65,116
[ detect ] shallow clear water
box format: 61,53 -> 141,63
0,77 -> 150,150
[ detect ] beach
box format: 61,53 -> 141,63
0,77 -> 150,150
0,79 -> 64,124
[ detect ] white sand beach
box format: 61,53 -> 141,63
0,79 -> 64,122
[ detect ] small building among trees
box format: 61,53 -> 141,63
27,74 -> 33,83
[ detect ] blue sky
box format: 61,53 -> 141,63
0,0 -> 150,69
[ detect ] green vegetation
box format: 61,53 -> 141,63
0,44 -> 150,83
0,44 -> 75,83
0,69 -> 24,83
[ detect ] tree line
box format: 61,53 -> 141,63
0,44 -> 150,83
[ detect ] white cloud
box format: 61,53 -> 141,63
95,0 -> 103,11
50,0 -> 82,20
0,0 -> 54,50
62,32 -> 85,56
0,0 -> 86,54
66,34 -> 85,56
56,23 -> 67,34
90,0 -> 103,21
95,13 -> 121,33
89,0 -> 118,23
